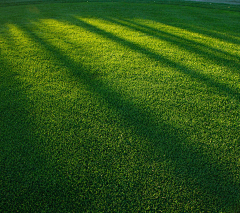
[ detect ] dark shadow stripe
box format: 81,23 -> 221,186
18,19 -> 240,211
71,16 -> 240,102
104,17 -> 240,75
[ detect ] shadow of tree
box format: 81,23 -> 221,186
16,16 -> 240,211
167,4 -> 240,45
1,1 -> 240,211
0,29 -> 107,212
71,16 -> 240,102
134,1 -> 240,46
0,56 -> 74,212
103,17 -> 240,75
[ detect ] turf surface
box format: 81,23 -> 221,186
0,1 -> 240,212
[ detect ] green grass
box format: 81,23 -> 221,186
0,1 -> 240,212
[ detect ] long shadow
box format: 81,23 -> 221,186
181,22 -> 240,46
152,3 -> 240,46
111,1 -> 240,46
0,34 -> 103,212
71,16 -> 240,102
19,19 -> 240,211
104,17 -> 240,75
0,57 -> 58,211
0,54 -> 40,211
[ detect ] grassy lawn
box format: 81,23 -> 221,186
0,0 -> 240,212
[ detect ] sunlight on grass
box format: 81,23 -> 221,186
75,16 -> 240,92
1,2 -> 240,212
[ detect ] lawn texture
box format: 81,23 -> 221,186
0,1 -> 240,212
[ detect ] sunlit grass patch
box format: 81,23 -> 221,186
1,1 -> 240,212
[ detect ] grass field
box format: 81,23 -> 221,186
0,0 -> 240,212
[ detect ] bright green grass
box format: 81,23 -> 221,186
0,1 -> 240,212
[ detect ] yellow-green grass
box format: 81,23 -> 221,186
0,1 -> 240,212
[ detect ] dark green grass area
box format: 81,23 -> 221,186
1,1 -> 240,212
